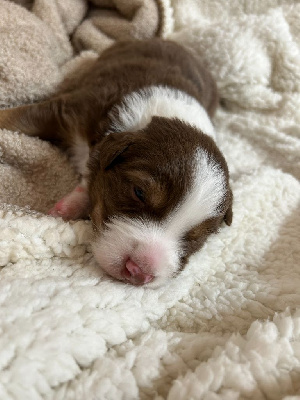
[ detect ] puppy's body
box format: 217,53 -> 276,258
0,39 -> 232,287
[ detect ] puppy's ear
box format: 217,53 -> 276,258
97,132 -> 136,170
223,188 -> 233,226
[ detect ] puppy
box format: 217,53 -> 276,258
0,39 -> 232,287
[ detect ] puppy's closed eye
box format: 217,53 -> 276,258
133,186 -> 145,203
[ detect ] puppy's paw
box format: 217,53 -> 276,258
48,185 -> 90,221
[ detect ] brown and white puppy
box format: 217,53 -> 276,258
0,39 -> 232,287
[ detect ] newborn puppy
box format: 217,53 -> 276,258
0,39 -> 232,287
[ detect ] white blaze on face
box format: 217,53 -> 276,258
92,148 -> 226,287
164,148 -> 225,237
92,218 -> 179,287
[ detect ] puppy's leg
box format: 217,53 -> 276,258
0,97 -> 73,146
0,97 -> 92,220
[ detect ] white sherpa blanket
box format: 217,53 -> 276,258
1,1 -> 300,399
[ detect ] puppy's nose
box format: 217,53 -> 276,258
123,259 -> 154,285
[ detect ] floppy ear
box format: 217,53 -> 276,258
97,132 -> 136,170
223,188 -> 233,226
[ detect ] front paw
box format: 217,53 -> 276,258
48,185 -> 90,221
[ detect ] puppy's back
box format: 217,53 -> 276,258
59,39 -> 218,117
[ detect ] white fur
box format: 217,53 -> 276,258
107,85 -> 216,139
70,135 -> 90,176
92,148 -> 226,287
92,218 -> 180,288
165,148 -> 225,236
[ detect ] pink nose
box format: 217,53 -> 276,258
122,259 -> 154,285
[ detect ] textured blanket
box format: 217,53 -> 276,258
1,1 -> 300,399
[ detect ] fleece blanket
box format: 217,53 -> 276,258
0,0 -> 300,398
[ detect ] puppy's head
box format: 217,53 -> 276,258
89,117 -> 232,287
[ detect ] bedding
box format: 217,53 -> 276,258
0,0 -> 299,398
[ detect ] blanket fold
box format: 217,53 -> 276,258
72,0 -> 160,53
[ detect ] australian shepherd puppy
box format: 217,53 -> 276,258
0,39 -> 232,287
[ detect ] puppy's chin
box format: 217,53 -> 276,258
91,216 -> 180,288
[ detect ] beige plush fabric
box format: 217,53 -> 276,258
0,0 -> 172,108
73,0 -> 160,53
0,1 -> 65,107
0,129 -> 77,213
1,1 -> 300,399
